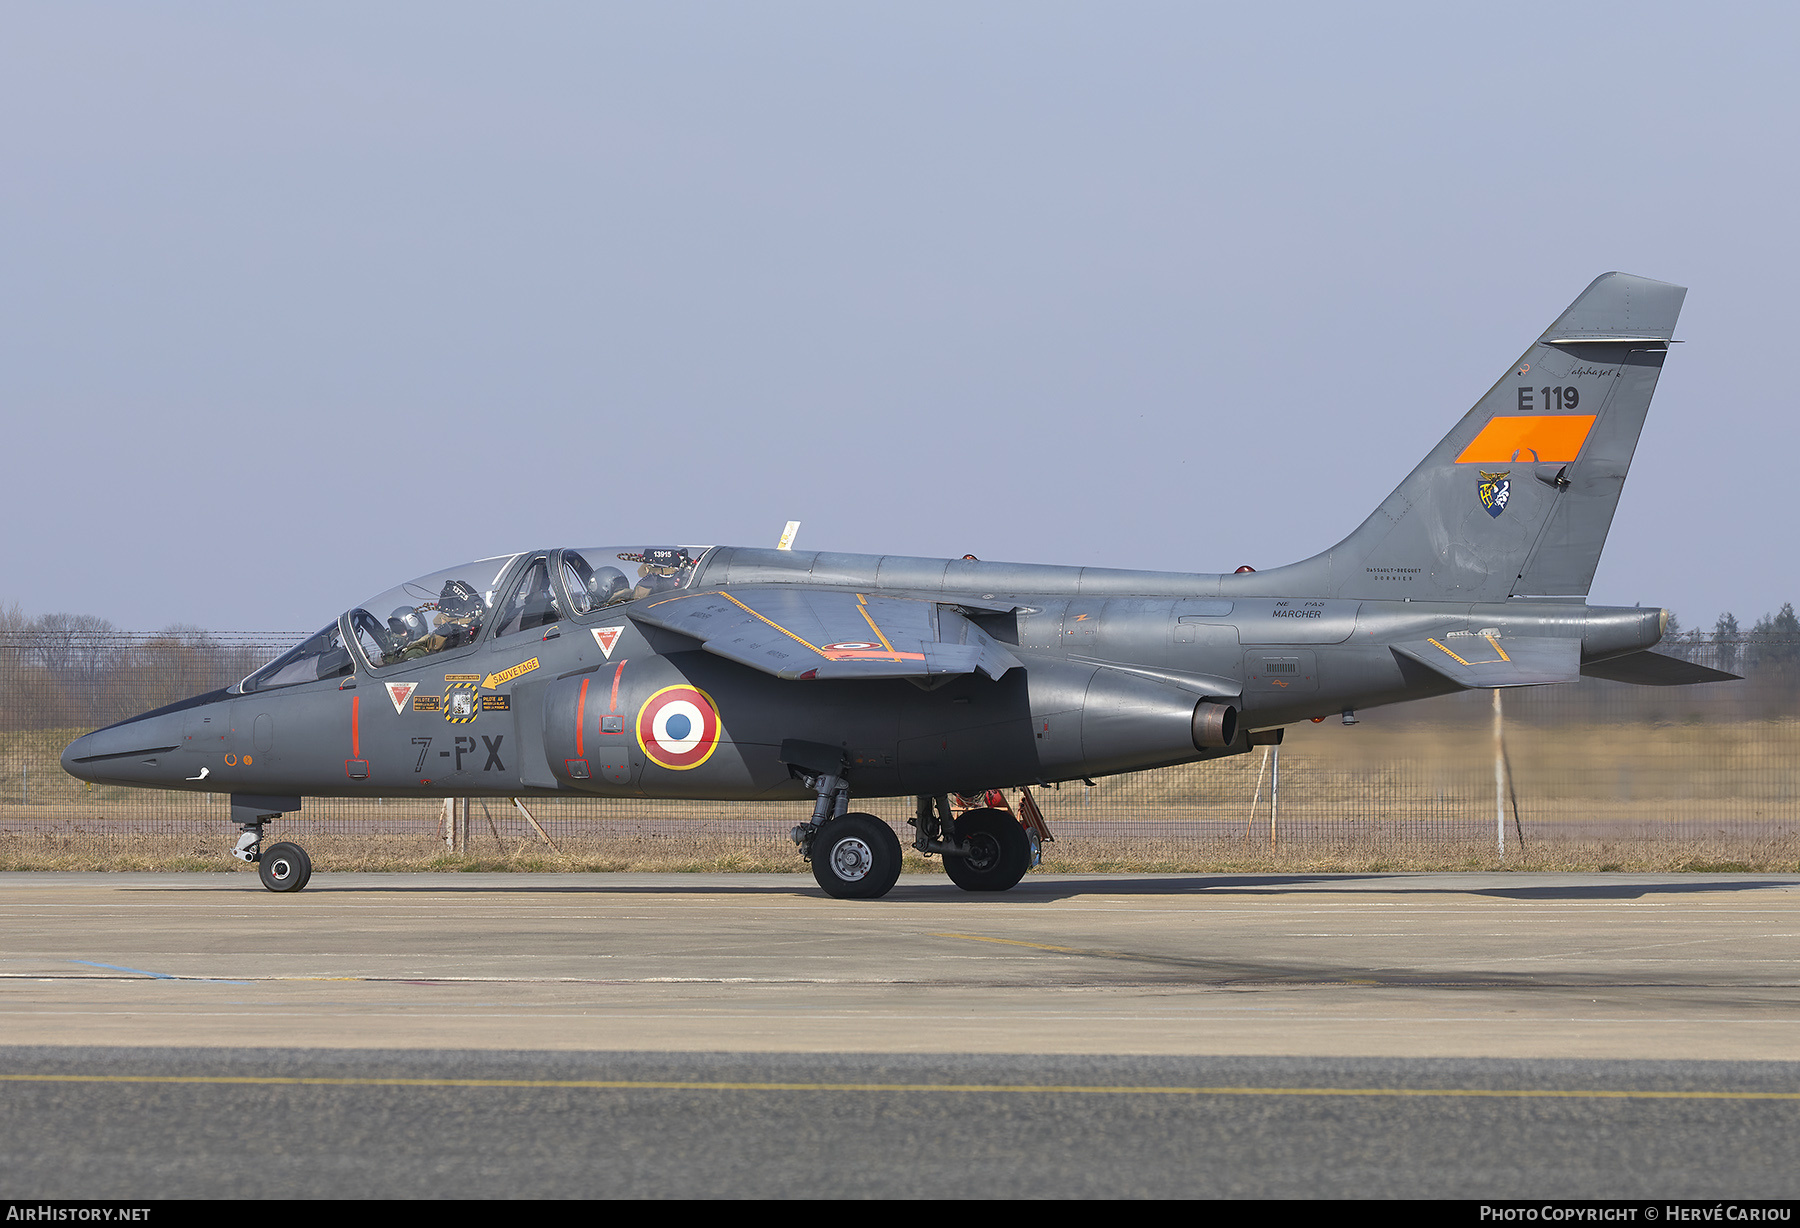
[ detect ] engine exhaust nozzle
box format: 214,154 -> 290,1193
1192,701 -> 1238,749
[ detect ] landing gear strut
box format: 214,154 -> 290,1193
230,794 -> 312,894
783,740 -> 903,900
233,824 -> 313,893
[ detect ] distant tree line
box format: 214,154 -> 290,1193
1659,603 -> 1800,677
1,597 -> 1793,736
0,605 -> 299,732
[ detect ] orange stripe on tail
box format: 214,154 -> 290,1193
1455,415 -> 1596,464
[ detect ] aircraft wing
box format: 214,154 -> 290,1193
1580,650 -> 1741,685
1392,636 -> 1582,688
629,587 -> 1024,681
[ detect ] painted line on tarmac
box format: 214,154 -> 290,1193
1,1073 -> 1798,1101
8,974 -> 950,985
67,960 -> 177,980
66,960 -> 252,985
14,972 -> 1800,986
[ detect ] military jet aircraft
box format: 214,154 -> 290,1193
63,272 -> 1734,898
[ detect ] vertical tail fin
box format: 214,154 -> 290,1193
1248,272 -> 1685,601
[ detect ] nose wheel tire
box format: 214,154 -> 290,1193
811,813 -> 902,900
259,842 -> 313,893
945,808 -> 1031,892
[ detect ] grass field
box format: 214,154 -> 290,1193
5,717 -> 1796,873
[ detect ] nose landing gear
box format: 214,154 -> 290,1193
230,795 -> 313,893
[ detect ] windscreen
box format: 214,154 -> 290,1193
240,622 -> 354,692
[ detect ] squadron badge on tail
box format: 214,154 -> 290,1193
1478,469 -> 1511,518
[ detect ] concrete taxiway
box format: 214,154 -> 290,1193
5,871 -> 1798,1198
2,870 -> 1797,1058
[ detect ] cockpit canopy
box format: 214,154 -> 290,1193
238,547 -> 709,692
342,554 -> 519,670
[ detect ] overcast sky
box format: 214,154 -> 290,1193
2,3 -> 1795,633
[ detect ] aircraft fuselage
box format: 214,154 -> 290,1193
63,546 -> 1665,804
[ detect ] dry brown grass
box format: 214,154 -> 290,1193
3,830 -> 1794,874
6,715 -> 1796,874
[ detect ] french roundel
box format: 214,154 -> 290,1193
636,685 -> 722,770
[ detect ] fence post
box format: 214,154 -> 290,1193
1269,742 -> 1280,853
1493,689 -> 1505,861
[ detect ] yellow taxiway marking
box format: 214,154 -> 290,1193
933,932 -> 1083,954
1,1073 -> 1796,1101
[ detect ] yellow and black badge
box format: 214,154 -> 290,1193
444,681 -> 480,723
1478,469 -> 1511,519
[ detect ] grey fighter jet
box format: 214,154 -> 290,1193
63,273 -> 1734,898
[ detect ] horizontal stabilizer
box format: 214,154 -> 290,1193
1392,636 -> 1581,689
630,587 -> 1023,681
1580,651 -> 1741,686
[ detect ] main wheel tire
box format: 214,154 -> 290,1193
944,808 -> 1031,892
810,813 -> 902,900
259,842 -> 312,893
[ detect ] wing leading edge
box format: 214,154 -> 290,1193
629,587 -> 1024,681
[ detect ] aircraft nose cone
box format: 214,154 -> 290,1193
61,716 -> 184,784
59,736 -> 85,779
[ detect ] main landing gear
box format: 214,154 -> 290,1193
942,807 -> 1033,892
783,741 -> 1045,900
787,754 -> 903,900
809,813 -> 903,900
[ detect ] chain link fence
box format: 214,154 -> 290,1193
1,631 -> 1796,867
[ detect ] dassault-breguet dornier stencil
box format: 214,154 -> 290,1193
64,273 -> 1734,898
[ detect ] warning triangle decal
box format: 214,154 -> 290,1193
385,681 -> 418,714
592,626 -> 624,659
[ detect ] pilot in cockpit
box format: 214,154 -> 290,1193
626,548 -> 695,601
387,578 -> 486,662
